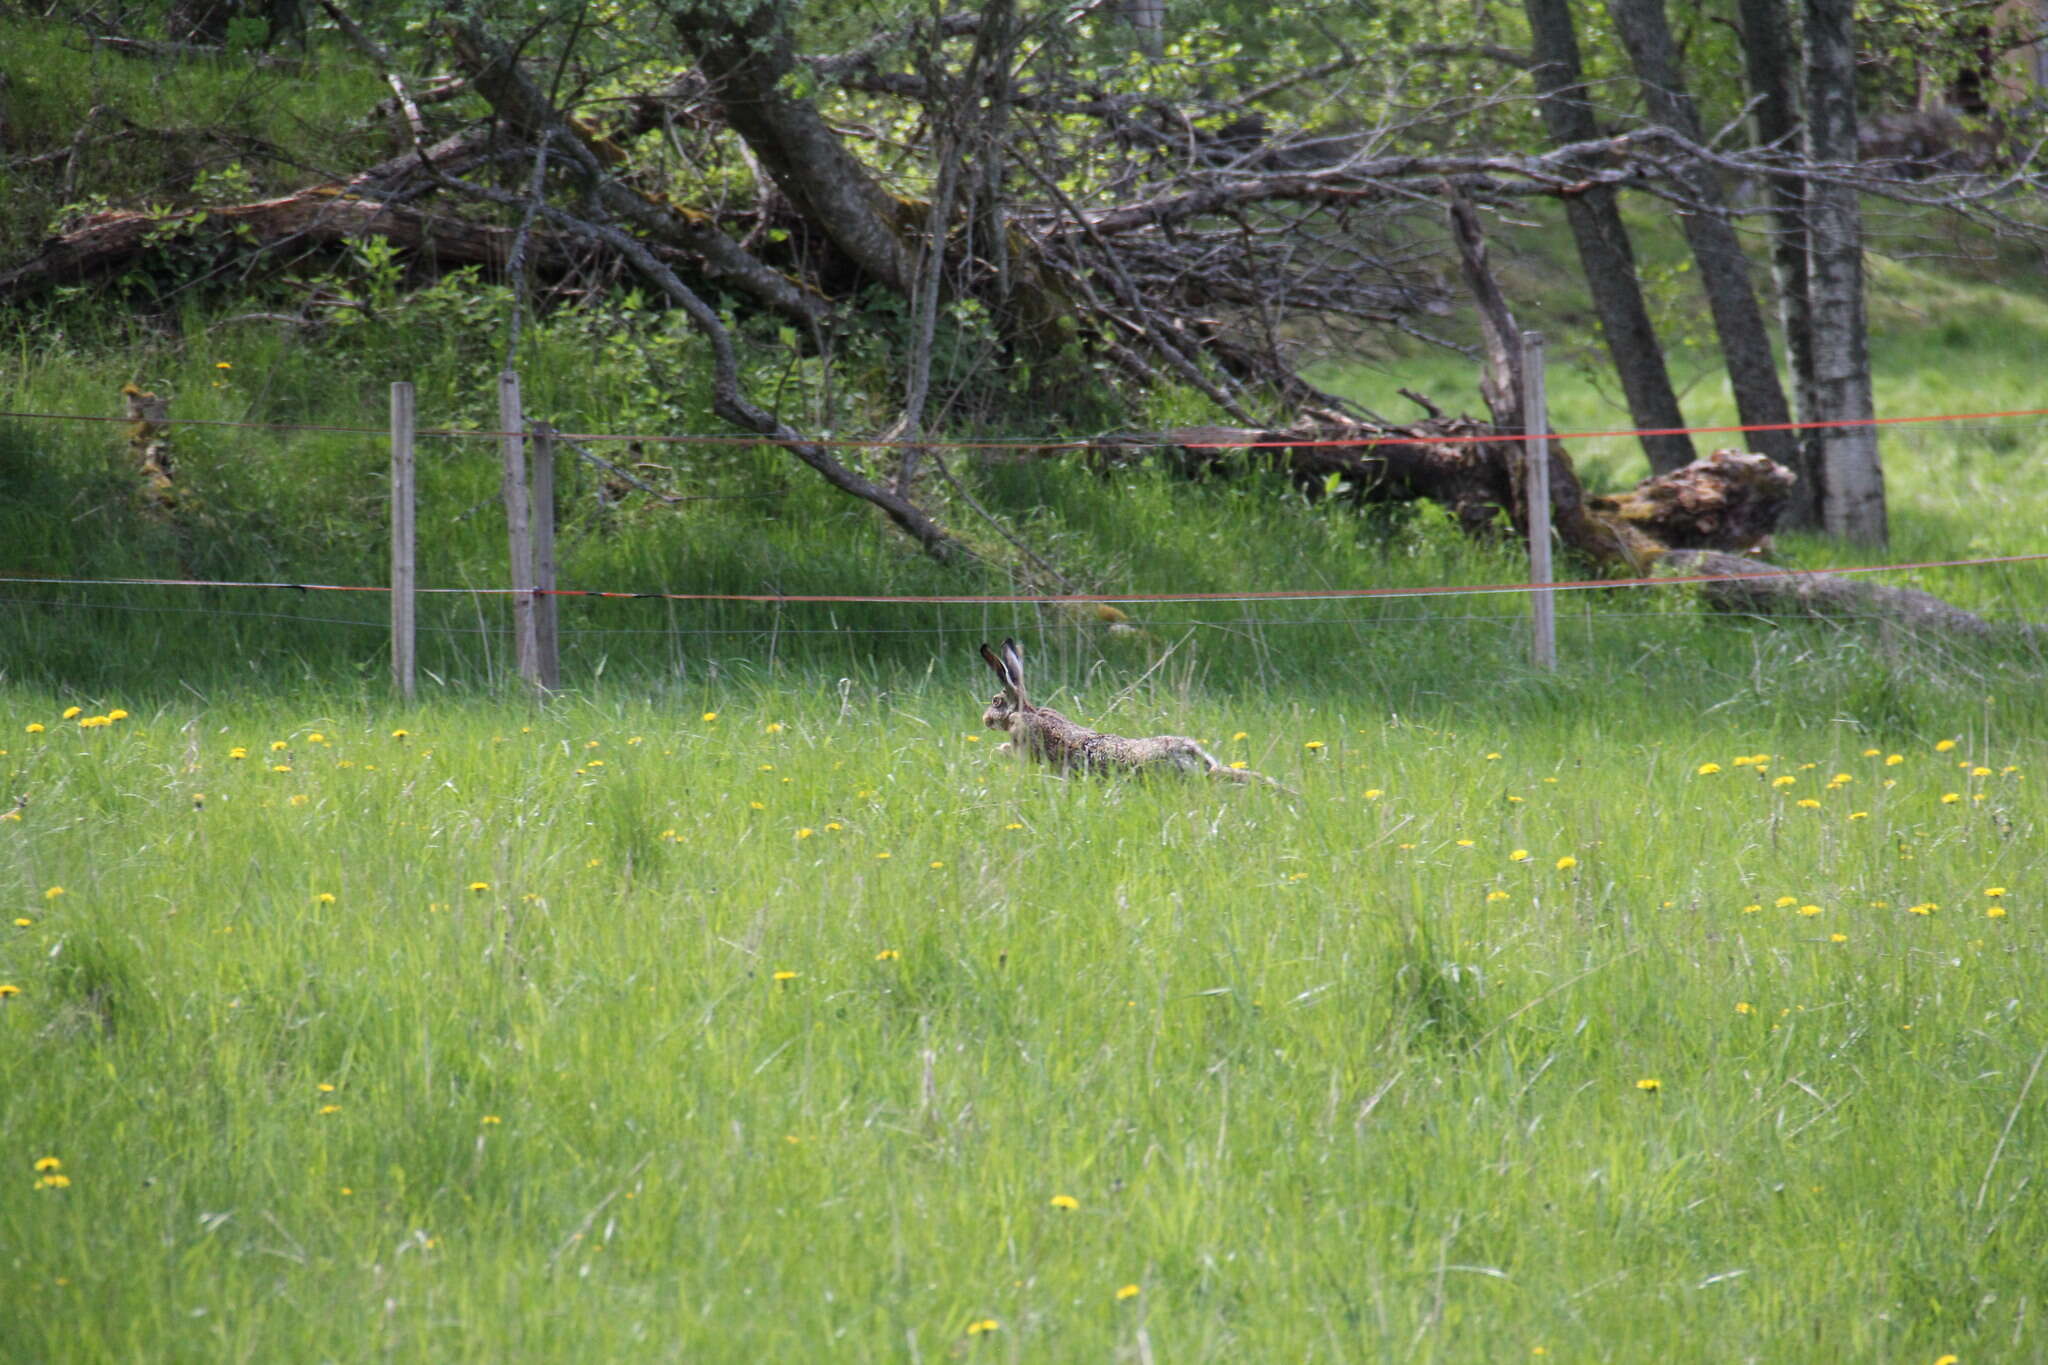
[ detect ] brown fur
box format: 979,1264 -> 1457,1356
978,639 -> 1292,792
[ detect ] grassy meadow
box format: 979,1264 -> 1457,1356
2,672 -> 2043,1362
5,62 -> 2048,1355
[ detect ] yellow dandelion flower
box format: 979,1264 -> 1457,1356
468,881 -> 491,892
1635,1078 -> 1661,1093
1232,731 -> 1248,741
929,860 -> 945,869
1935,739 -> 1958,752
1116,1284 -> 1141,1301
1228,760 -> 1249,770
1508,849 -> 1530,862
1363,788 -> 1383,799
1971,766 -> 1992,778
44,886 -> 63,900
34,1156 -> 61,1172
1987,905 -> 2007,919
1304,740 -> 1325,751
1772,775 -> 1797,788
1862,747 -> 1881,756
13,918 -> 30,927
1885,754 -> 1904,766
0,984 -> 20,998
701,711 -> 718,722
35,1173 -> 70,1189
1796,798 -> 1822,809
1455,838 -> 1475,847
1742,904 -> 1762,914
482,1115 -> 502,1125
318,1104 -> 341,1116
772,970 -> 799,982
313,892 -> 335,904
1934,1355 -> 1959,1365
1735,1001 -> 1753,1014
796,827 -> 814,839
874,851 -> 891,860
1798,904 -> 1823,917
1049,1194 -> 1079,1210
1485,890 -> 1510,902
748,801 -> 766,811
1696,762 -> 1722,774
390,729 -> 409,740
1775,895 -> 1799,907
229,746 -> 248,759
1829,932 -> 1848,942
825,822 -> 843,832
875,949 -> 900,960
966,1320 -> 999,1336
24,722 -> 44,734
1848,811 -> 1869,819
1940,793 -> 1961,805
1985,887 -> 2006,897
1485,752 -> 1502,761
1554,855 -> 1577,870
61,706 -> 81,720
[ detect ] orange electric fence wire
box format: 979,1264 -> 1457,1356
7,404 -> 2048,448
3,551 -> 2046,607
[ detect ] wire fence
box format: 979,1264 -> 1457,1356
4,394 -> 2046,689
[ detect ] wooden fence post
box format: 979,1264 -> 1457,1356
1521,331 -> 1557,671
498,371 -> 540,690
531,421 -> 560,691
389,381 -> 416,701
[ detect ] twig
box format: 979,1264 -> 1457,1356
1974,1037 -> 2048,1218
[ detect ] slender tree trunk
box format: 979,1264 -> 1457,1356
1120,0 -> 1164,58
670,0 -> 916,294
1736,0 -> 1821,526
1802,0 -> 1887,542
1605,0 -> 1799,474
1523,0 -> 1695,474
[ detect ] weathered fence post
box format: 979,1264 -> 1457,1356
498,371 -> 540,690
530,421 -> 560,691
1521,331 -> 1557,671
390,381 -> 417,701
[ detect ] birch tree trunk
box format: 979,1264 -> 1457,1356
1605,0 -> 1799,474
1802,0 -> 1888,542
1735,0 -> 1822,527
1523,0 -> 1695,474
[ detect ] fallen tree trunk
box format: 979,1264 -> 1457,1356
1661,549 -> 2029,640
0,190 -> 580,300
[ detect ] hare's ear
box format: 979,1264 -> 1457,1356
1000,638 -> 1026,691
979,641 -> 1009,683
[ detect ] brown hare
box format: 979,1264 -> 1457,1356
977,638 -> 1292,792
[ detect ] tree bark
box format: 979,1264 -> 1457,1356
1802,0 -> 1888,543
1734,0 -> 1821,526
1523,0 -> 1696,475
1605,0 -> 1800,475
669,0 -> 917,295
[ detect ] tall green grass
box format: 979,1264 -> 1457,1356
1,684 -> 2042,1361
6,64 -> 2048,1357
